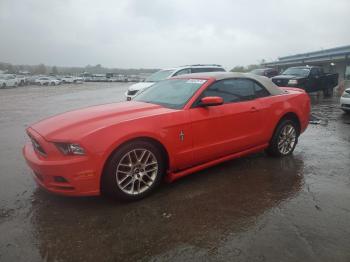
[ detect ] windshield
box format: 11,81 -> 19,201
282,68 -> 310,77
134,79 -> 206,109
145,70 -> 175,82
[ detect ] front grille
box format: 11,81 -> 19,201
29,136 -> 47,156
272,78 -> 289,87
127,90 -> 138,96
341,104 -> 350,108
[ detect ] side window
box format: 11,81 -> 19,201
202,79 -> 255,104
192,67 -> 225,73
191,68 -> 208,73
266,69 -> 277,78
310,68 -> 320,77
210,67 -> 225,72
310,68 -> 316,76
173,68 -> 191,76
254,82 -> 270,98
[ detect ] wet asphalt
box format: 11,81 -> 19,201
0,83 -> 349,262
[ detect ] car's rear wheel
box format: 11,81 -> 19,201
266,119 -> 298,157
1,83 -> 5,88
102,141 -> 165,200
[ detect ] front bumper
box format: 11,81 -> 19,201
340,96 -> 350,111
23,142 -> 100,196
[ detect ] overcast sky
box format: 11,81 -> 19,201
0,0 -> 349,69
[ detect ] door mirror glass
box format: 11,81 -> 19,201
200,96 -> 224,107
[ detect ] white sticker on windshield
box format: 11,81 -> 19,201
186,79 -> 207,84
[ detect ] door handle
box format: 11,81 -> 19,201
250,106 -> 259,112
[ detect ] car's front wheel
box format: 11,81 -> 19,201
102,141 -> 165,200
266,119 -> 298,157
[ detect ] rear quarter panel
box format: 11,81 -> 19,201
259,89 -> 310,142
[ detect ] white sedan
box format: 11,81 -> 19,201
0,74 -> 19,88
340,88 -> 350,114
34,77 -> 61,86
61,76 -> 83,84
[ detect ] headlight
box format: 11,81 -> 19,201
55,143 -> 85,155
342,91 -> 350,98
288,79 -> 298,85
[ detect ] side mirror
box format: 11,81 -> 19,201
200,96 -> 224,107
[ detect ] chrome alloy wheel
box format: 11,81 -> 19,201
278,124 -> 297,155
116,149 -> 158,195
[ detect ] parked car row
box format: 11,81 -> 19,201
82,74 -> 144,83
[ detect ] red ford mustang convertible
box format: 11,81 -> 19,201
23,72 -> 310,200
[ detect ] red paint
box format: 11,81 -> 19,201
23,76 -> 310,196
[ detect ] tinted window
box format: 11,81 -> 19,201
202,79 -> 255,103
310,67 -> 323,76
191,67 -> 225,73
266,69 -> 278,78
254,82 -> 270,98
173,68 -> 191,76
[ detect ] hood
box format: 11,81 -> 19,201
30,101 -> 173,141
128,82 -> 154,91
272,75 -> 305,80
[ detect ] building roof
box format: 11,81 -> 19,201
175,72 -> 284,95
263,45 -> 350,67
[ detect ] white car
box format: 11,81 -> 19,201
34,77 -> 61,86
340,88 -> 350,114
61,76 -> 83,84
0,74 -> 19,88
125,64 -> 226,100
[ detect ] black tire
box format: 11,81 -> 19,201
101,140 -> 165,200
266,119 -> 298,157
1,83 -> 5,88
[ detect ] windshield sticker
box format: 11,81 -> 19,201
186,79 -> 207,84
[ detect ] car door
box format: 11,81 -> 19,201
189,78 -> 265,165
309,68 -> 322,92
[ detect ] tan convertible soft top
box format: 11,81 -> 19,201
176,72 -> 284,96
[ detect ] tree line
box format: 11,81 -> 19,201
0,62 -> 158,75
